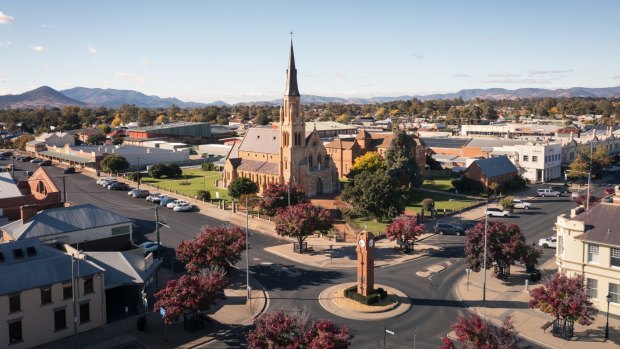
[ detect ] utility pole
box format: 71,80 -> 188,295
62,176 -> 67,203
246,196 -> 250,301
155,206 -> 161,256
482,200 -> 489,302
71,254 -> 78,348
136,156 -> 140,190
587,139 -> 594,211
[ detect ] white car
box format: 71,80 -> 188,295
538,236 -> 557,248
139,241 -> 161,254
512,200 -> 532,209
98,179 -> 117,187
145,193 -> 162,202
485,208 -> 510,217
167,200 -> 188,209
96,177 -> 113,185
173,203 -> 194,212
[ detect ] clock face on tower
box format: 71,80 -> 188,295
358,239 -> 366,248
368,239 -> 374,248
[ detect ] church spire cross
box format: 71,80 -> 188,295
284,36 -> 300,97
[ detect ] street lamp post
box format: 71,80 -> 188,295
482,200 -> 489,302
606,293 -> 611,340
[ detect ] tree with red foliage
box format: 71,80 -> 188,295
384,215 -> 425,253
275,203 -> 332,253
153,268 -> 227,325
464,221 -> 527,278
572,194 -> 600,207
176,226 -> 246,273
529,273 -> 597,335
440,313 -> 528,349
246,311 -> 350,349
259,182 -> 308,216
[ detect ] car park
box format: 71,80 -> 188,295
166,200 -> 188,209
107,182 -> 129,190
538,236 -> 557,248
536,188 -> 561,197
512,200 -> 532,209
485,208 -> 510,217
139,241 -> 161,254
62,167 -> 76,174
173,203 -> 194,212
434,222 -> 465,235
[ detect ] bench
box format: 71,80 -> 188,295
541,321 -> 553,332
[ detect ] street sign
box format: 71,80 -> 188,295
385,329 -> 395,335
160,307 -> 166,317
465,268 -> 472,275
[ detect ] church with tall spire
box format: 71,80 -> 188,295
221,40 -> 339,197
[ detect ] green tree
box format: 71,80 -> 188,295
228,177 -> 259,199
347,151 -> 386,178
341,169 -> 407,220
100,154 -> 129,174
568,144 -> 612,179
87,133 -> 107,145
385,130 -> 420,187
499,196 -> 514,210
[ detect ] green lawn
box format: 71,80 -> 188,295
349,216 -> 389,235
406,190 -> 479,214
139,168 -> 229,200
421,178 -> 454,192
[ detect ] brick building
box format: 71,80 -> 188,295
463,156 -> 518,189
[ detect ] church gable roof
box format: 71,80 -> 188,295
325,138 -> 355,150
238,127 -> 280,155
236,159 -> 279,175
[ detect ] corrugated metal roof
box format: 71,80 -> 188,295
39,150 -> 94,163
469,156 -> 518,178
421,137 -> 471,149
2,204 -> 133,240
574,203 -> 620,246
0,172 -> 22,199
84,251 -> 161,289
0,240 -> 102,296
237,159 -> 279,175
238,128 -> 280,155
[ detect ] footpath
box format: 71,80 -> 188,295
455,259 -> 620,349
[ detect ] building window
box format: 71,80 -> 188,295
588,244 -> 599,263
80,302 -> 90,324
587,278 -> 598,298
84,277 -> 94,294
523,155 -> 528,162
8,321 -> 22,344
63,284 -> 72,299
13,249 -> 24,259
41,287 -> 52,305
54,308 -> 67,331
612,248 -> 620,267
532,156 -> 538,162
610,283 -> 620,303
9,294 -> 20,313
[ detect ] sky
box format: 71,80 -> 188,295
1,0 -> 620,104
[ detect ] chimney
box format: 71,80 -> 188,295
20,205 -> 38,224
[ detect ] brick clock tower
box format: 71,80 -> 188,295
356,230 -> 375,296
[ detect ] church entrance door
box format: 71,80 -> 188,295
316,178 -> 324,194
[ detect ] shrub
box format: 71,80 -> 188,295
343,286 -> 380,305
179,181 -> 191,186
127,172 -> 143,181
148,163 -> 182,178
196,190 -> 211,201
201,162 -> 217,171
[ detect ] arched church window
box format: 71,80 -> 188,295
36,181 -> 47,195
308,155 -> 313,169
317,154 -> 322,167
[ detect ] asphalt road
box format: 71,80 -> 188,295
5,158 -> 620,348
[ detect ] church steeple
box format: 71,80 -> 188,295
284,40 -> 300,96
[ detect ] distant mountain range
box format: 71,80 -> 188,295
1,85 -> 620,109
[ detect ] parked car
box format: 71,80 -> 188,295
512,200 -> 532,209
485,208 -> 510,217
20,156 -> 33,162
107,182 -> 129,190
166,200 -> 188,209
604,187 -> 615,196
145,193 -> 162,202
101,179 -> 118,187
62,167 -> 76,174
603,166 -> 620,173
461,221 -> 480,231
571,190 -> 585,199
434,222 -> 465,235
0,155 -> 11,160
96,177 -> 114,185
140,241 -> 161,254
128,189 -> 150,198
538,236 -> 557,248
30,158 -> 43,164
173,203 -> 194,212
615,185 -> 620,192
536,188 -> 561,197
156,195 -> 172,205
39,160 -> 52,166
551,186 -> 570,194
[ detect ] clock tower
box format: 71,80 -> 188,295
356,230 -> 375,296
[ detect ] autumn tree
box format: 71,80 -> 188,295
384,216 -> 425,252
440,313 -> 528,349
110,115 -> 122,127
258,182 -> 308,216
12,134 -> 35,150
274,203 -> 332,253
153,268 -> 227,325
529,273 -> 597,337
247,311 -> 350,349
227,177 -> 258,199
341,169 -> 407,220
347,151 -> 386,178
464,221 -> 527,278
176,226 -> 246,273
568,145 -> 612,179
100,154 -> 129,174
